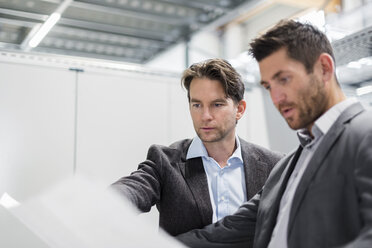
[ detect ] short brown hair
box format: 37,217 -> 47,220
249,19 -> 335,74
181,58 -> 245,103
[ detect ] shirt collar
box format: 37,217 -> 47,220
314,97 -> 357,135
186,135 -> 243,163
296,97 -> 357,146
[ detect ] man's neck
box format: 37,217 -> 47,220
326,86 -> 347,112
203,134 -> 237,168
306,88 -> 347,136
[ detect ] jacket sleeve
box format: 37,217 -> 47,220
110,144 -> 165,212
341,131 -> 372,248
176,191 -> 261,248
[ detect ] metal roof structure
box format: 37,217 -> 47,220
0,0 -> 249,64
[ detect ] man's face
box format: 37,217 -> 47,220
189,77 -> 245,143
259,48 -> 328,131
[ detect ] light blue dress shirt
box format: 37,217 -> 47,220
268,97 -> 358,248
186,135 -> 247,222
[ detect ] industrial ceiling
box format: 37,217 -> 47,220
0,0 -> 251,64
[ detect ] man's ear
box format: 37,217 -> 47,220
318,53 -> 334,83
236,99 -> 246,120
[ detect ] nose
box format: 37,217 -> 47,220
270,86 -> 286,106
201,107 -> 213,121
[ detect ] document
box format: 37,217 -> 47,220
0,175 -> 184,248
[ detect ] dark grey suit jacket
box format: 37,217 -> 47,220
111,138 -> 282,236
178,102 -> 372,248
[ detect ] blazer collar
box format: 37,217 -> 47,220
240,138 -> 269,198
288,102 -> 365,235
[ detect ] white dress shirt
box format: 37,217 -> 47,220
186,135 -> 247,222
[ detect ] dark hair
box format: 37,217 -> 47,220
249,19 -> 335,74
181,58 -> 245,104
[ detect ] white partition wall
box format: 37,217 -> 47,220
0,62 -> 76,201
0,52 -> 195,206
168,82 -> 195,143
76,70 -> 194,183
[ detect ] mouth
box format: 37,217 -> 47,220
281,107 -> 294,118
201,127 -> 214,131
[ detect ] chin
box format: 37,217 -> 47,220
201,136 -> 221,143
201,138 -> 216,143
286,122 -> 300,130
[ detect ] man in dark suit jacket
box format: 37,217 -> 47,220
111,59 -> 283,236
177,20 -> 372,247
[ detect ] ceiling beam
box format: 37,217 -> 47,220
0,17 -> 37,28
50,26 -> 172,49
0,7 -> 178,42
0,8 -> 47,21
71,1 -> 190,25
59,17 -> 175,41
155,0 -> 229,11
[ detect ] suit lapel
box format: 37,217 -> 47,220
264,146 -> 303,218
256,147 -> 303,247
240,139 -> 270,199
244,157 -> 267,199
179,157 -> 213,226
288,103 -> 365,234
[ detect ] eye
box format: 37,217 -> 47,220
192,103 -> 200,108
279,75 -> 291,84
214,103 -> 223,107
262,82 -> 270,90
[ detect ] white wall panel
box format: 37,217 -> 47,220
75,70 -> 190,229
0,62 -> 75,201
168,83 -> 195,143
75,70 -> 184,184
0,53 -> 199,230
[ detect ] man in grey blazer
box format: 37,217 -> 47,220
111,59 -> 282,236
177,20 -> 372,247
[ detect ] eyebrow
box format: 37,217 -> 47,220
190,98 -> 228,103
190,98 -> 202,103
260,70 -> 285,85
212,98 -> 228,103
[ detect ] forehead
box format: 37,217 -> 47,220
258,48 -> 305,81
189,77 -> 224,93
189,77 -> 230,102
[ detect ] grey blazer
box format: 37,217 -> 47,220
111,138 -> 283,236
178,102 -> 372,248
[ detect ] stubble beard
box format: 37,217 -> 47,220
196,121 -> 236,144
197,128 -> 225,143
287,75 -> 328,130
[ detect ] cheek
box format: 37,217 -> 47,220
189,111 -> 199,121
272,99 -> 280,110
226,109 -> 239,121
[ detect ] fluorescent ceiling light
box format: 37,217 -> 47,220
356,85 -> 372,96
28,12 -> 61,48
22,0 -> 73,50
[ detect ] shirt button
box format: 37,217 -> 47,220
221,196 -> 225,201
